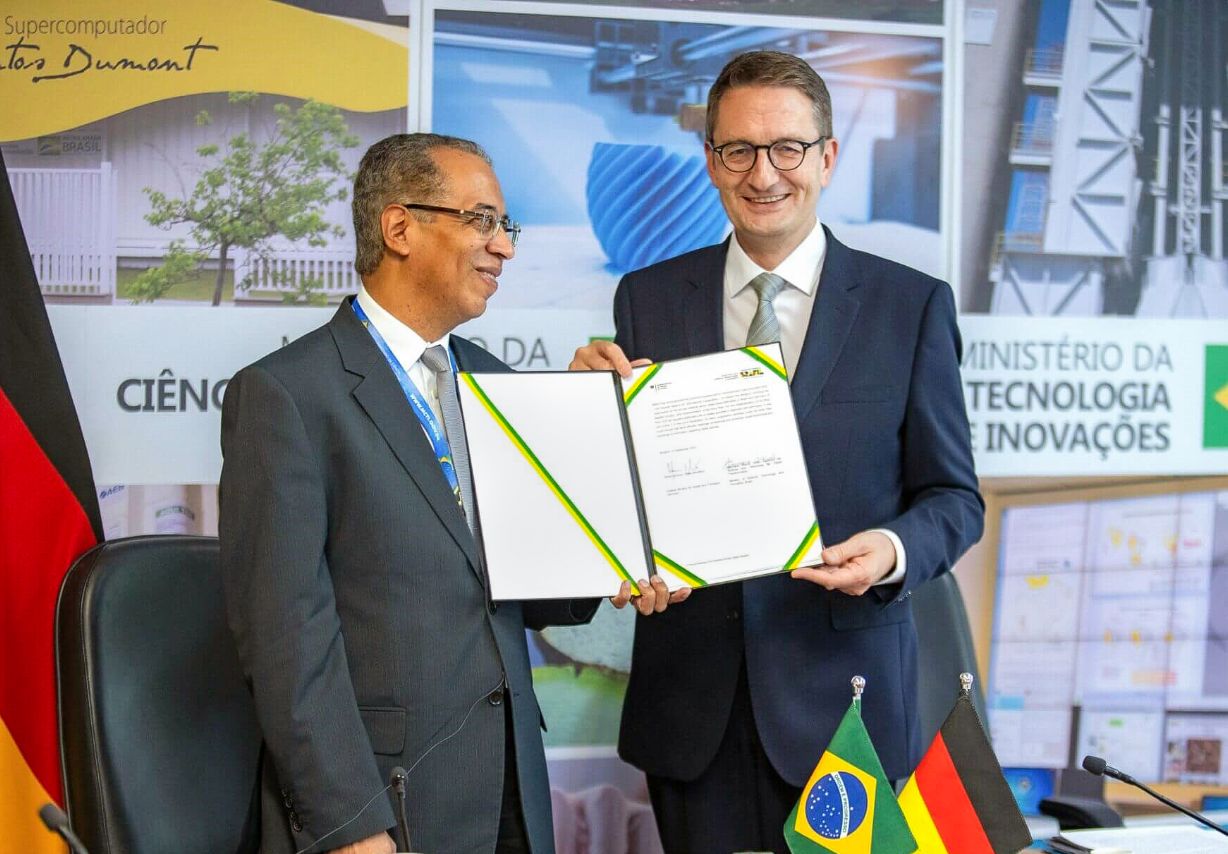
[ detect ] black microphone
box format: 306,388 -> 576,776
390,766 -> 412,852
38,803 -> 91,854
1081,755 -> 1228,837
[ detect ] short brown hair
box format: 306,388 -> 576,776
705,51 -> 832,143
351,133 -> 491,277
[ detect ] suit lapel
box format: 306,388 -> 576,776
684,240 -> 729,357
791,228 -> 861,424
330,300 -> 482,575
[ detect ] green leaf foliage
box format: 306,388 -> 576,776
139,96 -> 359,305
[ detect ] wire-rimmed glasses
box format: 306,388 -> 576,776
398,203 -> 521,246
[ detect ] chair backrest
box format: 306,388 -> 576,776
55,535 -> 261,853
912,571 -> 989,746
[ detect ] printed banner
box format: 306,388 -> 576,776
960,316 -> 1228,476
0,0 -> 408,141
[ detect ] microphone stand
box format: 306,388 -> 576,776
38,804 -> 91,854
1110,775 -> 1228,837
1083,756 -> 1228,838
390,766 -> 413,852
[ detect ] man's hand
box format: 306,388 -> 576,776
790,531 -> 896,596
611,576 -> 692,614
330,831 -> 396,854
569,341 -> 652,377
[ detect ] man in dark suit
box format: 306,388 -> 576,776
220,133 -> 680,854
571,52 -> 983,852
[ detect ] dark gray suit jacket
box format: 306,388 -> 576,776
220,298 -> 596,853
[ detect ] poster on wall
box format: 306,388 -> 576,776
5,1 -> 953,828
427,2 -> 947,325
1,0 -> 410,515
418,0 -> 951,783
960,0 -> 1228,320
957,0 -> 1228,476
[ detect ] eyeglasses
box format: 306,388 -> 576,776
709,137 -> 828,173
398,203 -> 521,246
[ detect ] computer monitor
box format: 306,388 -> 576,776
988,487 -> 1228,789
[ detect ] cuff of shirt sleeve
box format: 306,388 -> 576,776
869,528 -> 906,586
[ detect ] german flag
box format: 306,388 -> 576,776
0,150 -> 102,850
898,693 -> 1032,854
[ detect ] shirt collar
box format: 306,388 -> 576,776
725,219 -> 827,298
355,285 -> 450,368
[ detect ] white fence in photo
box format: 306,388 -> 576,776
8,165 -> 116,297
237,247 -> 358,301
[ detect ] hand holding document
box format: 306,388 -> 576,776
456,344 -> 823,600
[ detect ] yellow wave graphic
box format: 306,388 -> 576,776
1,0 -> 408,141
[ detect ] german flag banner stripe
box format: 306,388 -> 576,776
895,775 -> 948,854
911,732 -> 995,854
0,150 -> 101,849
901,695 -> 1032,854
938,698 -> 1032,847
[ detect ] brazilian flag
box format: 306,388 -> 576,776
785,702 -> 917,853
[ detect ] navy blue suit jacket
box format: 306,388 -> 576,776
615,229 -> 983,784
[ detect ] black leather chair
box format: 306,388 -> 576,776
55,535 -> 261,853
912,570 -> 989,746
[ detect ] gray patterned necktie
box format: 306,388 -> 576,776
420,345 -> 476,534
746,272 -> 787,346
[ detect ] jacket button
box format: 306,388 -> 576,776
289,812 -> 302,833
728,609 -> 740,621
488,686 -> 505,706
283,794 -> 293,809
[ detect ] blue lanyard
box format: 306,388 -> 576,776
351,299 -> 462,506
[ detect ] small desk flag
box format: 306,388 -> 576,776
785,699 -> 916,853
898,690 -> 1031,854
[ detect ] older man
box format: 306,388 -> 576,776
572,52 -> 983,852
220,133 -> 679,854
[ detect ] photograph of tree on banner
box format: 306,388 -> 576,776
129,95 -> 358,307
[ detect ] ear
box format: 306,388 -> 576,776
704,141 -> 719,185
381,204 -> 414,260
818,137 -> 839,189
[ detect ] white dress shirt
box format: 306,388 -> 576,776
720,221 -> 906,585
355,286 -> 450,430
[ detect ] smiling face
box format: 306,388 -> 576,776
706,84 -> 838,269
403,147 -> 514,339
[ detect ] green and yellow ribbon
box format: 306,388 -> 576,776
783,521 -> 822,570
460,374 -> 639,594
652,550 -> 707,588
622,363 -> 662,406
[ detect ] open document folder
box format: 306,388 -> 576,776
456,343 -> 823,600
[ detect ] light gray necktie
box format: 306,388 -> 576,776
420,345 -> 477,534
746,272 -> 787,346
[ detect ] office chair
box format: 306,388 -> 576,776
55,535 -> 261,853
912,570 -> 989,745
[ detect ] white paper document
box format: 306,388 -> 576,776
456,344 -> 824,600
1053,825 -> 1228,854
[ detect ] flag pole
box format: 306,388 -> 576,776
959,671 -> 973,697
851,674 -> 865,709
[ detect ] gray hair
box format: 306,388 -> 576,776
352,133 -> 491,276
705,51 -> 833,143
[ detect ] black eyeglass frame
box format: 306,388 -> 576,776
398,203 -> 521,246
708,136 -> 830,173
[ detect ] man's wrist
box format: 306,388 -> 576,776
869,528 -> 906,585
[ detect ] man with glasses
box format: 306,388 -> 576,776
571,52 -> 982,851
220,133 -> 678,854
